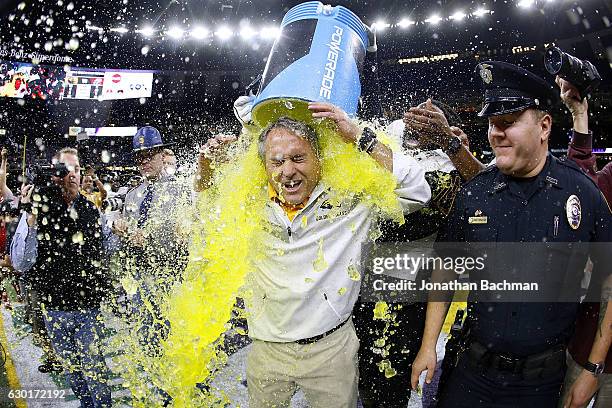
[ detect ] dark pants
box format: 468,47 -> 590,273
437,352 -> 565,408
44,309 -> 111,408
353,301 -> 426,408
27,286 -> 58,362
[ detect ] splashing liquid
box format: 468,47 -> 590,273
137,117 -> 406,406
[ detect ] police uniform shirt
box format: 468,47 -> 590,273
436,153 -> 611,356
121,173 -> 190,284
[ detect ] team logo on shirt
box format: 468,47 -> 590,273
138,136 -> 145,146
565,195 -> 581,230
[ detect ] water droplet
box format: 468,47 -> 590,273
68,38 -> 79,50
373,301 -> 389,320
347,264 -> 361,281
313,239 -> 328,272
384,367 -> 397,378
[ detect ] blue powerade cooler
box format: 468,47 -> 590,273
251,1 -> 369,127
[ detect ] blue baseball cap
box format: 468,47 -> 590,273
132,126 -> 175,152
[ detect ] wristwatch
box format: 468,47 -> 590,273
443,136 -> 462,156
358,127 -> 378,153
584,360 -> 605,376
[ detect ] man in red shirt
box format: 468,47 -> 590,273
560,76 -> 612,408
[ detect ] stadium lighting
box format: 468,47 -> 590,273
167,26 -> 184,39
425,14 -> 443,25
518,0 -> 535,8
109,27 -> 128,34
86,25 -> 104,32
239,25 -> 256,40
397,18 -> 415,28
473,7 -> 491,17
372,20 -> 391,31
260,26 -> 280,40
215,26 -> 233,40
191,26 -> 209,39
136,26 -> 155,37
450,11 -> 466,21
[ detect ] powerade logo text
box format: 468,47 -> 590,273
319,26 -> 343,99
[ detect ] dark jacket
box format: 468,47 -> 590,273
31,188 -> 110,310
437,153 -> 611,356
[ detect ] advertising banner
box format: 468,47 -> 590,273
0,60 -> 65,99
0,58 -> 154,101
101,71 -> 153,100
62,70 -> 105,100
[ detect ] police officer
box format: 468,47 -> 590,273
111,126 -> 189,352
410,61 -> 611,407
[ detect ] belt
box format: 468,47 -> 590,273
294,317 -> 350,345
466,341 -> 565,377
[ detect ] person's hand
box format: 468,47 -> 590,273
404,99 -> 454,149
128,229 -> 146,248
563,369 -> 599,408
410,346 -> 437,390
199,134 -> 237,162
20,184 -> 34,204
233,92 -> 255,125
556,76 -> 588,118
451,126 -> 470,149
111,218 -> 129,238
308,102 -> 360,144
1,148 -> 7,161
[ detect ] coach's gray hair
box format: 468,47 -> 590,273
258,117 -> 320,160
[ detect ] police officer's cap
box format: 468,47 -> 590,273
475,61 -> 558,117
132,126 -> 175,153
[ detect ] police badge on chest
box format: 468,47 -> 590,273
565,194 -> 581,230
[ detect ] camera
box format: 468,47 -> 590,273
103,195 -> 125,212
24,163 -> 70,203
544,46 -> 601,99
27,163 -> 70,189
